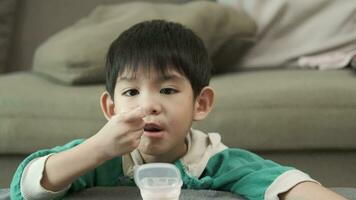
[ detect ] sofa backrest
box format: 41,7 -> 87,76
6,0 -> 188,72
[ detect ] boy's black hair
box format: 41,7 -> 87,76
105,19 -> 212,99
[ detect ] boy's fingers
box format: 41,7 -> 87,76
120,107 -> 146,122
131,129 -> 144,140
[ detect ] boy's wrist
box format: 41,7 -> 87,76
82,137 -> 113,165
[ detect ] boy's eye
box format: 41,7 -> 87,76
122,89 -> 139,97
160,88 -> 178,95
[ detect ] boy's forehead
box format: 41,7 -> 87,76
117,67 -> 184,82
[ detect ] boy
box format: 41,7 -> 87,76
11,20 -> 346,200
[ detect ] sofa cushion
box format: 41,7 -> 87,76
1,70 -> 356,154
32,1 -> 256,85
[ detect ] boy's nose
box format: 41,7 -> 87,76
141,99 -> 162,115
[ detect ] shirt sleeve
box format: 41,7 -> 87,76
10,139 -> 85,200
264,169 -> 319,200
10,139 -> 126,200
20,154 -> 70,200
203,148 -> 316,200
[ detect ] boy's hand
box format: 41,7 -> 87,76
39,107 -> 146,192
89,106 -> 146,162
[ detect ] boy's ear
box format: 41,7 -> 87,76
100,91 -> 115,120
193,86 -> 214,121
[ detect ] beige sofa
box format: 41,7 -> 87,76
1,0 -> 356,189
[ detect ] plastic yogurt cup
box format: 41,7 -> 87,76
134,163 -> 183,200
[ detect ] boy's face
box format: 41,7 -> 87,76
102,66 -> 214,162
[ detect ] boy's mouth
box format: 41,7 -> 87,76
144,123 -> 163,132
143,123 -> 165,138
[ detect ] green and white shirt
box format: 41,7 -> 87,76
10,129 -> 317,200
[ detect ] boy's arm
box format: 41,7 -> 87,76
21,155 -> 70,200
202,148 -> 347,200
40,139 -> 105,192
279,181 -> 348,200
40,107 -> 145,192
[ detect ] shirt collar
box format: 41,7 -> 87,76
122,128 -> 227,178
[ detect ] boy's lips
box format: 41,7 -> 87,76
143,123 -> 165,138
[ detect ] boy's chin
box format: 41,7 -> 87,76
138,143 -> 165,155
137,140 -> 171,158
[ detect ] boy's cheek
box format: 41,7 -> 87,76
114,101 -> 139,114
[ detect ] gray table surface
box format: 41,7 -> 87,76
66,187 -> 244,200
1,187 -> 356,200
0,187 -> 243,200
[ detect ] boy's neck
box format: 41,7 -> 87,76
140,141 -> 188,164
